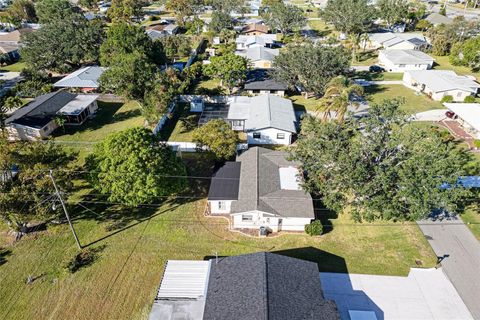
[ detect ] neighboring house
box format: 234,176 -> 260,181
0,28 -> 34,61
145,23 -> 179,40
207,147 -> 315,232
378,50 -> 434,72
367,32 -> 428,50
425,13 -> 453,26
443,103 -> 480,139
53,66 -> 105,92
403,70 -> 480,102
227,95 -> 297,145
0,43 -> 19,61
236,34 -> 277,50
241,23 -> 269,35
236,46 -> 279,69
244,69 -> 288,96
149,252 -> 339,320
5,91 -> 99,141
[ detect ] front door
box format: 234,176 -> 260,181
278,219 -> 283,232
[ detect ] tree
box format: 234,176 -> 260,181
376,0 -> 409,27
207,0 -> 245,13
450,36 -> 480,71
99,51 -> 156,100
85,127 -> 187,207
0,140 -> 75,235
165,0 -> 203,26
415,19 -> 432,31
427,18 -> 480,56
192,119 -> 239,160
157,35 -> 192,63
2,0 -> 37,26
317,76 -> 364,122
272,43 -> 350,97
209,11 -> 234,33
291,99 -> 471,221
260,2 -> 306,34
321,0 -> 376,35
107,0 -> 144,22
203,53 -> 248,93
13,68 -> 53,98
21,1 -> 103,72
3,96 -> 23,110
100,22 -> 165,67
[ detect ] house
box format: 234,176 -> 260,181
235,34 -> 277,50
5,91 -> 99,141
443,103 -> 480,139
425,13 -> 453,26
403,70 -> 480,102
0,43 -> 20,61
0,28 -> 34,61
53,66 -> 105,92
241,23 -> 269,35
236,46 -> 279,69
227,95 -> 297,145
149,252 -> 339,320
207,147 -> 314,232
367,32 -> 428,50
145,23 -> 179,40
378,49 -> 434,72
244,69 -> 288,96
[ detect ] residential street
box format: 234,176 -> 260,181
418,218 -> 480,319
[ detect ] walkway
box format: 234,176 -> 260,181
418,218 -> 480,319
440,120 -> 476,149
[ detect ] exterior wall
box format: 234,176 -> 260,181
209,200 -> 233,214
251,60 -> 273,69
280,217 -> 313,231
231,211 -> 311,232
246,128 -> 292,145
246,89 -> 285,97
6,120 -> 58,141
385,42 -> 416,50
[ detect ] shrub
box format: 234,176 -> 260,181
464,95 -> 476,103
65,249 -> 98,273
474,140 -> 480,148
441,95 -> 454,103
305,220 -> 323,236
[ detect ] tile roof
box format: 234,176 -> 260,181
230,147 -> 314,219
242,23 -> 269,34
203,252 -> 339,320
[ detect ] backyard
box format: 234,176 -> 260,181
0,151 -> 438,320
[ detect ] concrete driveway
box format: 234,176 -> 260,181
418,218 -> 480,319
321,268 -> 472,320
412,109 -> 447,122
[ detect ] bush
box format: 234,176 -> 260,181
305,220 -> 323,236
474,140 -> 480,148
441,95 -> 454,103
65,249 -> 98,273
464,95 -> 476,103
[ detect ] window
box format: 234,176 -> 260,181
242,215 -> 253,221
457,92 -> 462,98
270,90 -> 277,94
232,120 -> 243,127
277,133 -> 285,139
218,201 -> 226,210
253,132 -> 261,139
253,90 -> 260,93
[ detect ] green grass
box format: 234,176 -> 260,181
0,61 -> 26,72
307,19 -> 338,37
0,151 -> 437,319
365,84 -> 444,114
354,71 -> 403,81
53,100 -> 144,144
432,55 -> 480,81
462,208 -> 480,240
352,50 -> 379,66
288,94 -> 320,112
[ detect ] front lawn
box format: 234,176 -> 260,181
0,61 -> 26,72
0,151 -> 437,319
288,94 -> 320,112
365,84 -> 444,114
354,71 -> 403,81
462,208 -> 480,241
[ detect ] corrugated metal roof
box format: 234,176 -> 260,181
157,260 -> 210,300
57,94 -> 99,115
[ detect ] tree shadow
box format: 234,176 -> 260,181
272,246 -> 348,273
313,199 -> 338,235
363,84 -> 387,102
65,245 -> 106,273
0,247 -> 12,266
157,102 -> 189,141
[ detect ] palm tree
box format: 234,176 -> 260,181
360,33 -> 369,52
347,33 -> 361,63
317,76 -> 364,122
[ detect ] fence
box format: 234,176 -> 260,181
152,102 -> 177,135
178,95 -> 229,104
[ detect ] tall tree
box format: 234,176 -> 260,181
291,99 -> 471,221
376,0 -> 409,27
2,0 -> 37,26
192,119 -> 239,161
450,36 -> 480,71
165,0 -> 203,26
260,2 -> 306,34
204,53 -> 248,93
207,0 -> 245,13
317,76 -> 364,122
85,127 -> 187,206
272,43 -> 350,97
321,0 -> 376,35
36,0 -> 79,22
107,0 -> 144,22
209,11 -> 234,33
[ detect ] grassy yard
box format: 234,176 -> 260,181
288,94 -> 320,112
365,84 -> 444,114
354,71 -> 403,81
157,102 -> 198,142
0,151 -> 437,319
0,61 -> 26,73
462,208 -> 480,241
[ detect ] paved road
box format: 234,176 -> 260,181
418,218 -> 480,319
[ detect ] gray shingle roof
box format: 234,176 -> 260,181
236,46 -> 279,62
426,13 -> 453,25
203,252 -> 339,320
228,95 -> 297,133
230,147 -> 315,219
244,69 -> 288,91
53,66 -> 105,88
208,162 -> 241,200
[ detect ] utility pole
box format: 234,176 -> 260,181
49,170 -> 82,250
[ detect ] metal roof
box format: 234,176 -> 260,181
57,94 -> 99,116
156,260 -> 210,300
380,49 -> 434,65
54,66 -> 105,88
408,70 -> 480,93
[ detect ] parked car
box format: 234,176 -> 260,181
445,111 -> 457,119
369,65 -> 385,73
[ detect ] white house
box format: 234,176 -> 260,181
53,66 -> 106,92
403,70 -> 480,102
367,32 -> 428,50
235,34 -> 277,50
5,91 -> 99,141
379,50 -> 434,72
207,147 -> 315,233
235,46 -> 279,69
443,103 -> 480,139
227,95 -> 297,145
